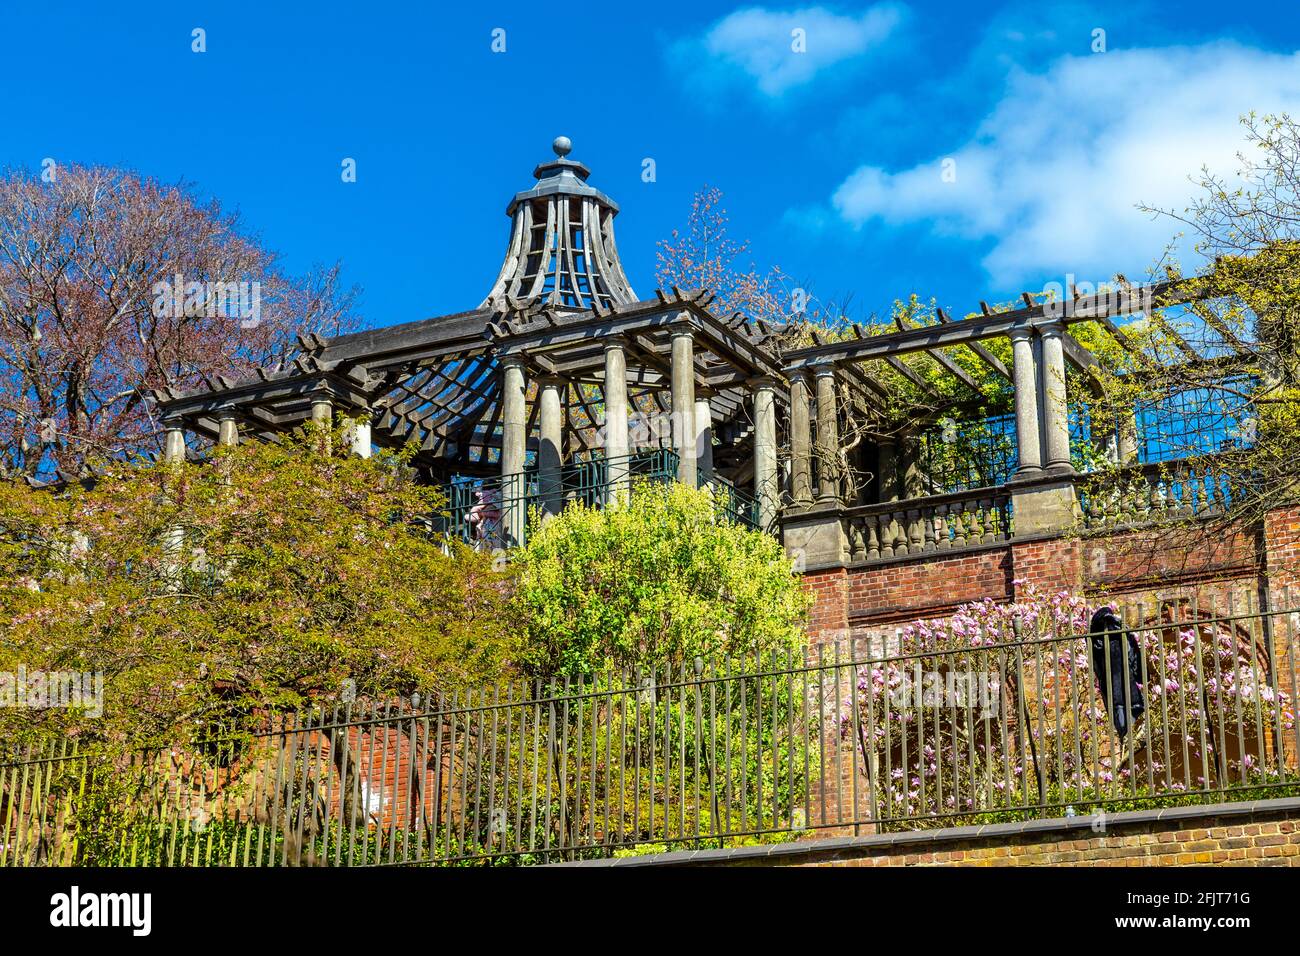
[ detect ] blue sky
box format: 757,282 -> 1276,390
6,1 -> 1299,329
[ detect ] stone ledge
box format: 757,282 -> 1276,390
547,796 -> 1300,867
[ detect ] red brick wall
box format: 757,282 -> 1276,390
844,547 -> 1012,627
712,802 -> 1300,867
800,514 -> 1282,646
1012,536 -> 1083,597
801,567 -> 848,640
1264,504 -> 1300,592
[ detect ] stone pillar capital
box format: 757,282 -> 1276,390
497,352 -> 527,370
812,362 -> 837,379
216,406 -> 240,448
162,418 -> 187,464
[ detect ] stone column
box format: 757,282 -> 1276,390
310,390 -> 333,455
876,439 -> 899,501
538,378 -> 564,517
670,320 -> 697,487
344,412 -> 372,458
789,372 -> 813,506
1009,327 -> 1043,475
311,396 -> 333,425
500,355 -> 528,546
1009,325 -> 1079,535
217,407 -> 239,447
1117,411 -> 1140,464
163,420 -> 187,464
876,437 -> 902,555
814,364 -> 840,503
1039,320 -> 1073,472
603,339 -> 630,502
694,395 -> 714,487
162,418 -> 186,588
753,378 -> 779,530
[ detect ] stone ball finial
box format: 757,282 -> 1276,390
552,135 -> 572,158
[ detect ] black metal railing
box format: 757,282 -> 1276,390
432,450 -> 761,548
432,449 -> 679,549
711,475 -> 761,531
6,588 -> 1297,866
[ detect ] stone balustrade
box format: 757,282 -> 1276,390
842,486 -> 1014,562
1078,458 -> 1237,531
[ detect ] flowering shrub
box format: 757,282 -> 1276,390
0,428 -> 519,753
842,585 -> 1296,826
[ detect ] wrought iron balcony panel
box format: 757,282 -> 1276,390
432,449 -> 763,549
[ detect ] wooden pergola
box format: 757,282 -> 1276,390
151,137 -> 1211,551
153,139 -> 796,535
154,291 -> 788,477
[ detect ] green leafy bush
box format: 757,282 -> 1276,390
510,480 -> 810,680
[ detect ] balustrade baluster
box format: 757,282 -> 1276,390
908,508 -> 923,553
865,514 -> 880,561
1134,472 -> 1151,522
848,521 -> 866,562
951,502 -> 968,548
984,499 -> 1000,543
887,511 -> 903,557
1177,468 -> 1194,517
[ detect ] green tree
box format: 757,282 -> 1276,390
0,426 -> 518,753
1083,114 -> 1300,544
510,480 -> 809,680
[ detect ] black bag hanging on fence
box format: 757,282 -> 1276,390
1088,606 -> 1146,739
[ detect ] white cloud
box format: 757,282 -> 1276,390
678,3 -> 906,98
831,43 -> 1300,286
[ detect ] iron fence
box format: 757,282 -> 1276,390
432,449 -> 679,548
4,588 -> 1298,866
710,475 -> 761,531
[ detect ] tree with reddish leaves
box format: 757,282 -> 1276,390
0,163 -> 359,479
655,185 -> 790,324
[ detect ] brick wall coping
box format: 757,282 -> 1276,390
843,537 -> 1012,574
799,529 -> 1070,575
548,796 -> 1300,867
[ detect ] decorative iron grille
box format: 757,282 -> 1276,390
1136,375 -> 1256,464
918,414 -> 1018,494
